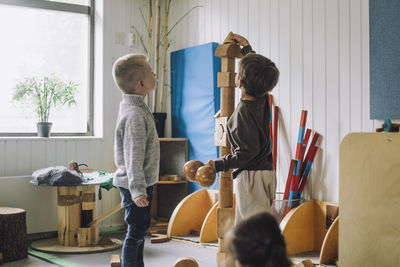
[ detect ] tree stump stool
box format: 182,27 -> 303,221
0,207 -> 27,263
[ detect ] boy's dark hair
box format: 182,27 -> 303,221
229,212 -> 291,267
238,54 -> 279,97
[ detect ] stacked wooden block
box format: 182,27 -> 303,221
57,185 -> 99,247
214,33 -> 242,267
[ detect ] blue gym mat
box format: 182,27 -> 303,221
170,42 -> 221,193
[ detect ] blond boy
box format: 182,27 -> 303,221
112,54 -> 159,267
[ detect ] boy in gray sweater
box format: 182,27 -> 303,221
112,54 -> 160,267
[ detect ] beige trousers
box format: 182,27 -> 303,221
234,169 -> 276,225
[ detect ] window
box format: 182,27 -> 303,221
0,0 -> 94,136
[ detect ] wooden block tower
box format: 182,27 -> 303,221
57,185 -> 99,247
214,32 -> 242,267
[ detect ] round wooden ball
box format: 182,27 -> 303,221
174,257 -> 199,267
183,160 -> 204,182
195,165 -> 216,187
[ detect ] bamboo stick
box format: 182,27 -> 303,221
146,0 -> 153,106
147,0 -> 153,61
158,0 -> 169,112
152,0 -> 161,112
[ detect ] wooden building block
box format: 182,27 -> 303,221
81,186 -> 96,212
82,202 -> 95,211
57,187 -> 80,246
84,226 -> 99,246
214,117 -> 230,147
86,227 -> 92,246
217,207 -> 234,238
150,234 -> 169,243
78,228 -> 87,247
174,257 -> 199,267
294,259 -> 314,267
91,226 -> 99,245
110,254 -> 121,267
217,72 -> 236,88
218,237 -> 231,253
217,251 -> 235,267
218,176 -> 233,208
221,57 -> 235,72
215,43 -> 242,58
220,87 -> 235,116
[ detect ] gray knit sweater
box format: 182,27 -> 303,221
113,94 -> 160,200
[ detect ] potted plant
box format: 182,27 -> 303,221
12,75 -> 78,137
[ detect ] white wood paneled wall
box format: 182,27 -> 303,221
0,0 -> 374,233
166,0 -> 375,202
0,0 -> 128,233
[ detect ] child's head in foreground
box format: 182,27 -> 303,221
237,54 -> 280,98
228,212 -> 291,267
112,54 -> 156,96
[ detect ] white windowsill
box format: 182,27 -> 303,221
0,136 -> 104,141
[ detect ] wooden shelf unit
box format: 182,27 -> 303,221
150,138 -> 189,234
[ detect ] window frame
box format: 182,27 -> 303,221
0,0 -> 95,137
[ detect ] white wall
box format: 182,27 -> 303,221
0,0 -> 128,233
166,0 -> 375,202
0,0 -> 374,233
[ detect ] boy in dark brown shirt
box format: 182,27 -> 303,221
208,33 -> 279,224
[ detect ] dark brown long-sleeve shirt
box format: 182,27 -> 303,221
214,46 -> 274,178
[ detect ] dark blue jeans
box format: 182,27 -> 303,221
119,186 -> 153,267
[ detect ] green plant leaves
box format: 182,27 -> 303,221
12,75 -> 78,123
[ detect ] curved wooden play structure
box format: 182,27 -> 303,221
319,217 -> 338,265
167,189 -> 218,238
167,189 -> 236,245
199,202 -> 218,243
280,200 -> 339,265
199,194 -> 236,243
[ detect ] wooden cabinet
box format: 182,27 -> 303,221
150,138 -> 188,233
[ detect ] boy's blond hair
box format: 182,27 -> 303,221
112,54 -> 148,94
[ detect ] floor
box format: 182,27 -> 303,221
2,233 -> 218,267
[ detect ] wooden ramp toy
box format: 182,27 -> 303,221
167,189 -> 218,238
199,194 -> 236,243
167,189 -> 236,245
280,200 -> 338,266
